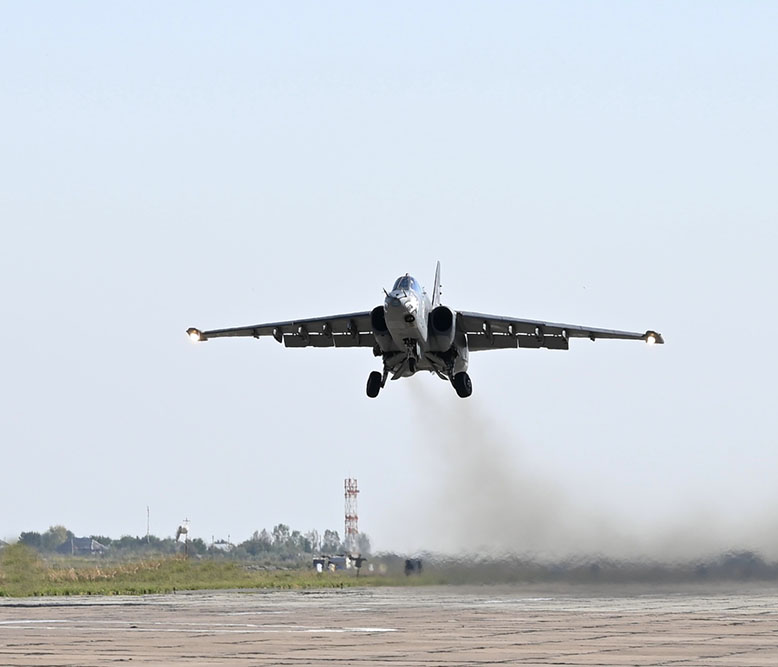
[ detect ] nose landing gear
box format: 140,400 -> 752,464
403,339 -> 419,375
452,371 -> 472,398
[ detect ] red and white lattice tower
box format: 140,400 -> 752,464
344,478 -> 359,554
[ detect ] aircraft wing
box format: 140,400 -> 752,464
457,311 -> 663,352
186,311 -> 375,348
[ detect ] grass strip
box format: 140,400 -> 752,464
0,545 -> 433,597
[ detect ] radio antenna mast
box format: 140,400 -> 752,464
344,478 -> 359,555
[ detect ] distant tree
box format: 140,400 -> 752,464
19,532 -> 42,550
113,534 -> 178,553
272,524 -> 290,548
231,545 -> 249,559
189,537 -> 206,555
257,529 -> 272,551
143,535 -> 180,553
114,535 -> 142,550
290,530 -> 304,552
305,530 -> 321,553
240,536 -> 262,556
239,528 -> 275,556
322,529 -> 341,553
716,551 -> 767,579
40,525 -> 73,552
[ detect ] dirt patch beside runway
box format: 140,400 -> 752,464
2,585 -> 778,665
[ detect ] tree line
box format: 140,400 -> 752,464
15,524 -> 371,559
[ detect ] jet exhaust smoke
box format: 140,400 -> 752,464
402,381 -> 778,564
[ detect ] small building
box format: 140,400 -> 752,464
327,555 -> 351,571
313,555 -> 361,572
57,537 -> 108,556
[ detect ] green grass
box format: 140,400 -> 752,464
0,545 -> 419,597
10,545 -> 767,597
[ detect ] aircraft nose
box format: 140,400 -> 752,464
386,292 -> 412,309
385,291 -> 418,323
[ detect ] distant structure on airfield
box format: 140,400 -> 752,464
344,478 -> 359,554
210,538 -> 234,553
175,521 -> 189,542
175,518 -> 191,554
312,479 -> 367,573
56,537 -> 108,556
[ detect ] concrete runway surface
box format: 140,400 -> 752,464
2,585 -> 778,666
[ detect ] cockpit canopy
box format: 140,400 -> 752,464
392,275 -> 421,293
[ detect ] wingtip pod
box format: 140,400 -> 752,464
644,330 -> 664,345
187,327 -> 205,342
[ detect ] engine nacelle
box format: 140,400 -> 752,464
427,305 -> 456,351
371,306 -> 395,352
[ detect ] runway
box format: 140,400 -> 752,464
2,585 -> 778,665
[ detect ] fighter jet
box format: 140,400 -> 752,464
187,262 -> 663,398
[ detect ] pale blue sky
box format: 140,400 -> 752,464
2,2 -> 777,556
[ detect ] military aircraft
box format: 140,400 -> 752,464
187,262 -> 663,398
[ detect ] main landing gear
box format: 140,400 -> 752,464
366,366 -> 472,399
452,371 -> 472,398
366,370 -> 383,398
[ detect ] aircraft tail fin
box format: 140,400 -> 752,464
432,260 -> 442,308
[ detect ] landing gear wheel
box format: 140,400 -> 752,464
408,357 -> 417,374
366,371 -> 382,398
452,372 -> 472,398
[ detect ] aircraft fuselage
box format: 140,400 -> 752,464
378,273 -> 466,381
383,275 -> 430,350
